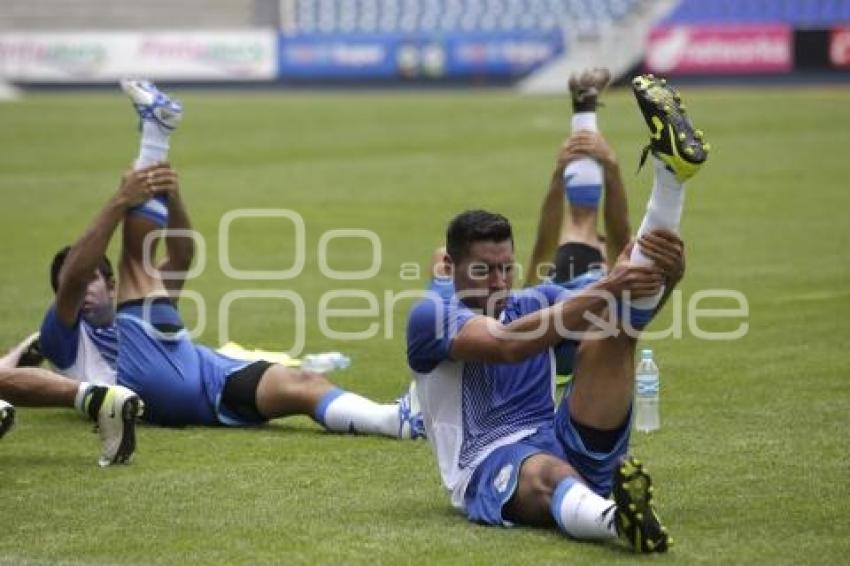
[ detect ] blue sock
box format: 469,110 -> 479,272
313,387 -> 346,426
550,475 -> 618,539
128,194 -> 169,228
550,476 -> 579,532
563,160 -> 602,209
627,305 -> 654,330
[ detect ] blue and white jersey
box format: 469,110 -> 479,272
39,305 -> 118,385
407,284 -> 573,510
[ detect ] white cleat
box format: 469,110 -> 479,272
97,386 -> 144,467
120,79 -> 183,132
0,400 -> 15,439
0,332 -> 40,369
397,381 -> 426,440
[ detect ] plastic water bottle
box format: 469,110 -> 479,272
634,349 -> 660,432
301,352 -> 351,374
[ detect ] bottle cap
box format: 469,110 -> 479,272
641,349 -> 653,360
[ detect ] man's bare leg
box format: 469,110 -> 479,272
117,213 -> 170,303
254,365 -> 419,439
0,367 -> 141,465
560,69 -> 609,249
496,450 -> 622,541
568,330 -> 636,431
505,454 -> 581,527
0,368 -> 77,407
117,80 -> 183,303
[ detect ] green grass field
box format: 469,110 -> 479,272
1,86 -> 849,564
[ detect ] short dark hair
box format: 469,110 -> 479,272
446,210 -> 514,262
50,246 -> 114,293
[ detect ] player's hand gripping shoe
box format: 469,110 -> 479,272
120,79 -> 183,133
612,456 -> 671,553
0,400 -> 15,440
95,385 -> 144,467
632,74 -> 709,182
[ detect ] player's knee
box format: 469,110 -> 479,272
520,454 -> 578,500
275,368 -> 331,397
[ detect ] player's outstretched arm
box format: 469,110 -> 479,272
525,136 -> 598,286
525,166 -> 565,287
451,261 -> 664,364
54,165 -> 170,325
600,152 -> 630,268
155,166 -> 195,295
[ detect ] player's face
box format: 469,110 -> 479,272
451,240 -> 515,317
82,271 -> 115,326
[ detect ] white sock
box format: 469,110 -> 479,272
571,111 -> 598,133
135,121 -> 171,170
129,120 -> 172,226
565,112 -> 603,208
315,388 -> 399,438
74,382 -> 94,414
629,158 -> 685,311
551,477 -> 618,540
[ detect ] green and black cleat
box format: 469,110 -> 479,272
632,74 -> 709,182
613,456 -> 671,553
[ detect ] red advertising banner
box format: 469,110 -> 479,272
646,25 -> 793,75
830,27 -> 850,68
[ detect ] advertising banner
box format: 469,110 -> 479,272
0,31 -> 277,82
277,31 -> 562,80
278,34 -> 399,78
646,25 -> 793,75
830,27 -> 850,68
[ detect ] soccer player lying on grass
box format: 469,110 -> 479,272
39,79 -> 422,437
0,333 -> 140,466
406,74 -> 709,552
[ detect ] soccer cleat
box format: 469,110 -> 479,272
0,400 -> 15,439
0,332 -> 41,369
397,381 -> 426,440
568,67 -> 611,112
97,386 -> 144,467
120,79 -> 183,133
632,74 -> 709,182
612,456 -> 669,553
17,332 -> 44,368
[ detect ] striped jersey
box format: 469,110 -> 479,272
406,283 -> 586,510
40,305 -> 118,385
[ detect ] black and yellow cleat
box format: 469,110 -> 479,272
613,456 -> 670,553
632,74 -> 709,182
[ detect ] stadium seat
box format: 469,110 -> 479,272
663,0 -> 850,27
283,0 -> 644,36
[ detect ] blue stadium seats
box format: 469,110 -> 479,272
283,0 -> 643,36
663,0 -> 850,27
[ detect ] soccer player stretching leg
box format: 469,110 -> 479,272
53,80 -> 423,436
406,75 -> 709,552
